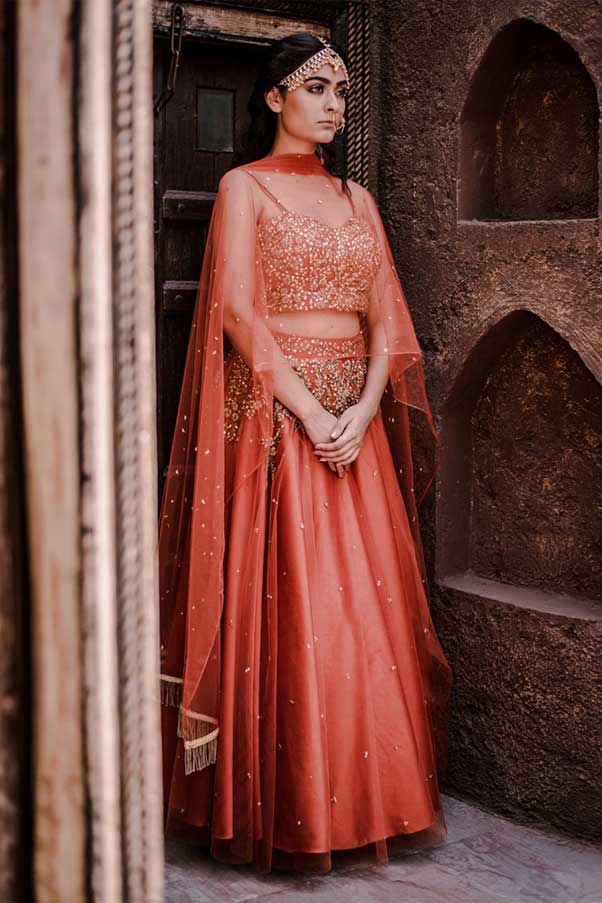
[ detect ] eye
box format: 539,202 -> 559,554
307,84 -> 348,98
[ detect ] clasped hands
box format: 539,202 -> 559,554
302,399 -> 377,478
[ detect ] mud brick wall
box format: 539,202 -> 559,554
372,0 -> 602,840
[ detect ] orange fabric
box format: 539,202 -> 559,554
158,151 -> 452,872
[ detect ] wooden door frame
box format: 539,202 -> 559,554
16,2 -> 373,901
18,1 -> 160,901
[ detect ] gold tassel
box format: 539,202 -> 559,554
184,735 -> 219,775
177,705 -> 220,774
160,673 -> 182,708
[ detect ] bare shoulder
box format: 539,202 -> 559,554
217,166 -> 270,222
344,176 -> 367,193
217,166 -> 254,192
340,176 -> 374,209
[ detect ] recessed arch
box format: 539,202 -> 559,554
458,18 -> 599,222
437,309 -> 602,611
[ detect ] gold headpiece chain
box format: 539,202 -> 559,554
277,34 -> 350,93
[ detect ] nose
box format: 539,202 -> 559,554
324,89 -> 341,112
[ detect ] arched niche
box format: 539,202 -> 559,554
458,19 -> 599,222
438,311 -> 602,612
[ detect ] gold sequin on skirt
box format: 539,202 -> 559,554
224,331 -> 368,471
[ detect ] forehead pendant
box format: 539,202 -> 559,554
277,35 -> 350,92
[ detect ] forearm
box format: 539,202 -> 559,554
358,317 -> 389,417
223,312 -> 322,423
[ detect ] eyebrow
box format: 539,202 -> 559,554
304,75 -> 348,86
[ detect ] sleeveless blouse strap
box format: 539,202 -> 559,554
242,169 -> 289,213
325,172 -> 357,218
346,185 -> 357,217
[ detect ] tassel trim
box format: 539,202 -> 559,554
160,673 -> 182,708
178,705 -> 220,776
160,674 -> 219,774
183,734 -> 219,774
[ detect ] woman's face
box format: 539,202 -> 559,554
266,62 -> 348,144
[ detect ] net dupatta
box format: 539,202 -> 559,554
158,151 -> 448,778
359,185 -> 443,582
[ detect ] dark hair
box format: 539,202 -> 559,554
231,31 -> 351,197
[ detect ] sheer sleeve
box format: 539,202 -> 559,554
357,183 -> 443,511
218,169 -> 259,341
158,166 -> 274,774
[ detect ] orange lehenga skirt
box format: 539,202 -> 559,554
162,329 -> 450,873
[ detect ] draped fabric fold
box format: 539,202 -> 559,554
158,151 -> 452,872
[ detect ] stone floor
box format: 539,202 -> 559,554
165,793 -> 602,903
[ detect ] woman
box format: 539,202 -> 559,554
158,31 -> 452,874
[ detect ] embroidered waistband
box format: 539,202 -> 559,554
271,329 -> 366,360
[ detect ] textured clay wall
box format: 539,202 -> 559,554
372,0 -> 602,840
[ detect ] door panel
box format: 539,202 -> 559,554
153,37 -> 264,495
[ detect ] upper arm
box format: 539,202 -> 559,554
353,182 -> 378,218
212,169 -> 258,326
216,168 -> 257,223
340,177 -> 366,215
354,184 -> 388,328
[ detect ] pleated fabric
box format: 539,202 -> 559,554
162,326 -> 451,872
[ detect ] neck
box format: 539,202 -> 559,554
248,148 -> 326,174
268,137 -> 317,157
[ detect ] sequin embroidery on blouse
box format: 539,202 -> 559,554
243,169 -> 382,315
258,211 -> 381,314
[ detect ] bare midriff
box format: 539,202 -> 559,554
266,309 -> 361,338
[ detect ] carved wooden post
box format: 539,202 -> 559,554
18,1 -> 86,899
17,1 -> 163,900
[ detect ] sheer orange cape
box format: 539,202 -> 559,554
158,151 -> 451,858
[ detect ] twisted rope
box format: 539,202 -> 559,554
113,2 -> 162,900
345,2 -> 371,186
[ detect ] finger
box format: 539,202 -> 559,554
329,417 -> 352,441
319,439 -> 362,461
336,463 -> 345,478
316,437 -> 358,458
337,449 -> 360,466
320,456 -> 344,477
315,421 -> 354,449
323,457 -> 345,472
315,439 -> 358,458
314,436 -> 352,452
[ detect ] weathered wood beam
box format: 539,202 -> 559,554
113,2 -> 164,900
152,1 -> 329,43
17,1 -> 85,900
79,0 -> 124,898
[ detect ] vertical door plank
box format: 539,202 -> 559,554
17,1 -> 85,901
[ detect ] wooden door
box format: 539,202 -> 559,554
153,37 -> 265,496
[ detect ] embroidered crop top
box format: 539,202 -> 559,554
244,171 -> 382,315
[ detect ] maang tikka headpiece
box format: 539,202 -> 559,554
277,34 -> 350,92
